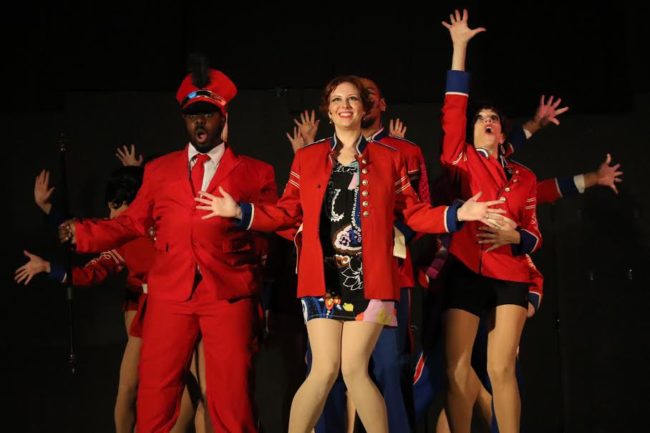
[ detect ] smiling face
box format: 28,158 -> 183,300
473,108 -> 505,153
182,108 -> 226,153
327,81 -> 366,131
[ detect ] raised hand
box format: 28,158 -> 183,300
14,250 -> 51,285
294,109 -> 320,145
595,153 -> 623,194
441,9 -> 486,46
195,187 -> 242,219
533,95 -> 570,127
34,169 -> 55,214
389,118 -> 407,139
457,192 -> 506,224
116,144 -> 144,167
286,126 -> 306,154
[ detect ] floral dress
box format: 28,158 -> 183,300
301,159 -> 397,326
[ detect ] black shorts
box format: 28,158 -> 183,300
443,258 -> 529,317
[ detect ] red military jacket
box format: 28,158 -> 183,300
63,236 -> 154,295
370,128 -> 431,289
370,128 -> 431,204
74,145 -> 277,301
441,71 -> 542,283
238,136 -> 461,300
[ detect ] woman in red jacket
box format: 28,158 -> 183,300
439,10 -> 544,433
197,75 -> 503,433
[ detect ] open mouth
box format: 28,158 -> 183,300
485,126 -> 493,134
195,129 -> 208,143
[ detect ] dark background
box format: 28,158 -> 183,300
2,2 -> 649,432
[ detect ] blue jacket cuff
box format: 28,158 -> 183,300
445,201 -> 464,233
556,175 -> 579,198
236,202 -> 254,230
49,263 -> 67,283
511,228 -> 538,255
445,70 -> 470,95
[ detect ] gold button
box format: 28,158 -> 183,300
362,210 -> 369,217
361,190 -> 369,196
362,201 -> 369,207
361,168 -> 368,174
500,196 -> 507,202
513,179 -> 519,183
362,159 -> 367,164
505,187 -> 511,192
362,179 -> 369,185
515,170 -> 520,174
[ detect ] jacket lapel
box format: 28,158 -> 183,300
205,145 -> 240,193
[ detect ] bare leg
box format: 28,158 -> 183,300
169,338 -> 214,433
346,392 -> 356,433
486,305 -> 527,433
475,377 -> 493,427
438,367 -> 492,432
443,309 -> 480,433
288,319 -> 343,433
169,382 -> 195,433
436,409 -> 450,433
114,310 -> 141,433
340,321 -> 387,433
194,339 -> 213,433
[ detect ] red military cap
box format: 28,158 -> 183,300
176,69 -> 238,114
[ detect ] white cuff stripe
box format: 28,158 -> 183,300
246,204 -> 255,230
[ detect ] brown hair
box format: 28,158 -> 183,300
319,75 -> 373,116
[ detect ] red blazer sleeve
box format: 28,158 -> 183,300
537,178 -> 562,205
440,96 -> 469,168
395,158 -> 462,234
414,145 -> 431,204
69,249 -> 125,286
512,180 -> 543,255
239,153 -> 302,232
75,164 -> 155,253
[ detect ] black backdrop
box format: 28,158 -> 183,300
2,3 -> 649,433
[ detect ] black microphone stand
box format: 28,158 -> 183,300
58,133 -> 77,375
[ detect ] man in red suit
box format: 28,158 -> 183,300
59,64 -> 277,433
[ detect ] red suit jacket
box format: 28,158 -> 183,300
74,145 -> 277,301
238,137 -> 461,301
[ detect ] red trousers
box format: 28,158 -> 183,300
136,279 -> 259,433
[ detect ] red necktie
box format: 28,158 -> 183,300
191,154 -> 211,195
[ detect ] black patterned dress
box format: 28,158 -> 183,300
301,159 -> 397,326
